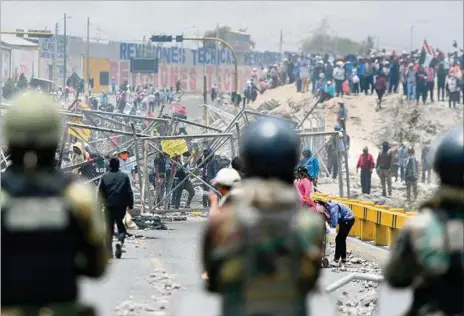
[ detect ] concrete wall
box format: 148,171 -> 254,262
39,36 -> 284,93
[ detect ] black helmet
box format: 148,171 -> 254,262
240,118 -> 300,184
297,166 -> 308,174
432,125 -> 464,187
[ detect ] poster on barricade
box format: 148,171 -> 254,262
68,117 -> 91,142
161,139 -> 189,157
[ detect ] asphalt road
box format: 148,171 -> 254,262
80,220 -> 412,316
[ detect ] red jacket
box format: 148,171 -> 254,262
357,153 -> 375,171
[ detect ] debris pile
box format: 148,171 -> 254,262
132,214 -> 168,230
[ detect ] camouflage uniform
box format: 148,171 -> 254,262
202,178 -> 326,316
383,125 -> 463,316
1,93 -> 108,316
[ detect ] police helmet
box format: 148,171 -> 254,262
2,92 -> 61,149
240,117 -> 300,184
431,125 -> 463,187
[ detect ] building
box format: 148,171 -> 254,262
38,35 -> 283,93
1,34 -> 39,82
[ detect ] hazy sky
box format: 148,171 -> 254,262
1,1 -> 463,52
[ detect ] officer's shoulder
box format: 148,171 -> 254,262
403,207 -> 435,233
64,180 -> 98,220
295,209 -> 325,231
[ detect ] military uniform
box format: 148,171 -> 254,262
201,118 -> 326,316
1,93 -> 108,316
383,126 -> 464,316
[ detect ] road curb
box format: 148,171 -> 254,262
326,233 -> 390,264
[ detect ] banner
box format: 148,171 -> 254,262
68,117 -> 91,142
161,139 -> 189,157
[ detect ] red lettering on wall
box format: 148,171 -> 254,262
170,67 -> 179,89
160,66 -> 168,88
206,66 -> 214,89
224,69 -> 231,91
180,68 -> 188,90
189,68 -> 196,91
109,61 -> 118,84
120,61 -> 129,84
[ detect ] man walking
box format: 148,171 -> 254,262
376,141 -> 393,197
405,147 -> 419,201
98,157 -> 134,259
356,146 -> 375,194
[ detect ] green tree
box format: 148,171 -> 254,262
300,18 -> 371,55
203,25 -> 255,50
2,78 -> 16,99
17,73 -> 28,89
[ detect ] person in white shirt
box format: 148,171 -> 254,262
300,62 -> 310,93
333,61 -> 346,97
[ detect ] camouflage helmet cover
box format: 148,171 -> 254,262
2,92 -> 61,147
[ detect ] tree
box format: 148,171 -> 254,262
300,19 -> 374,55
17,73 -> 28,89
203,25 -> 255,50
2,78 -> 16,99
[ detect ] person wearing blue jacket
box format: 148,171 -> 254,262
327,200 -> 355,265
299,146 -> 320,186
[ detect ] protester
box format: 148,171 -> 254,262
98,157 -> 134,259
299,146 -> 320,187
356,146 -> 375,194
446,72 -> 460,108
337,99 -> 348,133
351,70 -> 360,95
374,70 -> 387,107
389,141 -> 400,182
376,141 -> 393,197
421,140 -> 432,184
415,65 -> 428,105
211,167 -> 241,209
199,148 -> 221,208
154,152 -> 168,205
295,166 -> 315,207
300,61 -> 310,93
404,147 -> 419,201
406,63 -> 416,101
172,152 -> 195,210
398,142 -> 408,182
326,200 -> 355,266
333,61 -> 345,97
425,65 -> 435,102
436,62 -> 447,102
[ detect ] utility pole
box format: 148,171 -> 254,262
63,13 -> 67,96
53,23 -> 58,90
86,17 -> 90,96
410,25 -> 414,51
279,29 -> 283,62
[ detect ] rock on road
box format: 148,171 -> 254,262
80,220 -> 412,316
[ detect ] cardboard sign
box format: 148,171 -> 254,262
68,118 -> 91,142
161,139 -> 188,157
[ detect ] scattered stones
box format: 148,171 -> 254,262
132,215 -> 168,230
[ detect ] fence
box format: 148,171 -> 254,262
2,97 -> 356,214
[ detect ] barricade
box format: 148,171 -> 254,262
313,192 -> 412,247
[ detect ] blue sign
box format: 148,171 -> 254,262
119,43 -> 236,66
244,51 -> 281,66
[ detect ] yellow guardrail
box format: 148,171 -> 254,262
313,193 -> 416,247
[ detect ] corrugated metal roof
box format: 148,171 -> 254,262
0,34 -> 39,49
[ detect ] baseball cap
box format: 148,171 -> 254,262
212,168 -> 241,187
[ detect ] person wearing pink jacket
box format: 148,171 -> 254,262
296,166 -> 315,207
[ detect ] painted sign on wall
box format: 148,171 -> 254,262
109,59 -> 252,92
119,43 -> 237,66
11,49 -> 39,80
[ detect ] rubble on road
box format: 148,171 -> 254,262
131,215 -> 168,230
325,241 -> 382,316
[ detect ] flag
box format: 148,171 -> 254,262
419,40 -> 435,67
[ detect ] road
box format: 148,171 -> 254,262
80,219 -> 412,316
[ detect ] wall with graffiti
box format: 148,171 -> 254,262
38,36 -> 283,93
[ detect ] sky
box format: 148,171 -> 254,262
1,1 -> 463,53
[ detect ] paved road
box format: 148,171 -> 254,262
80,220 -> 411,316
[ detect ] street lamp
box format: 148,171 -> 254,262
410,20 -> 428,51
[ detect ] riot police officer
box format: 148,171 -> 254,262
1,93 -> 108,316
383,125 -> 463,316
201,117 -> 326,316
